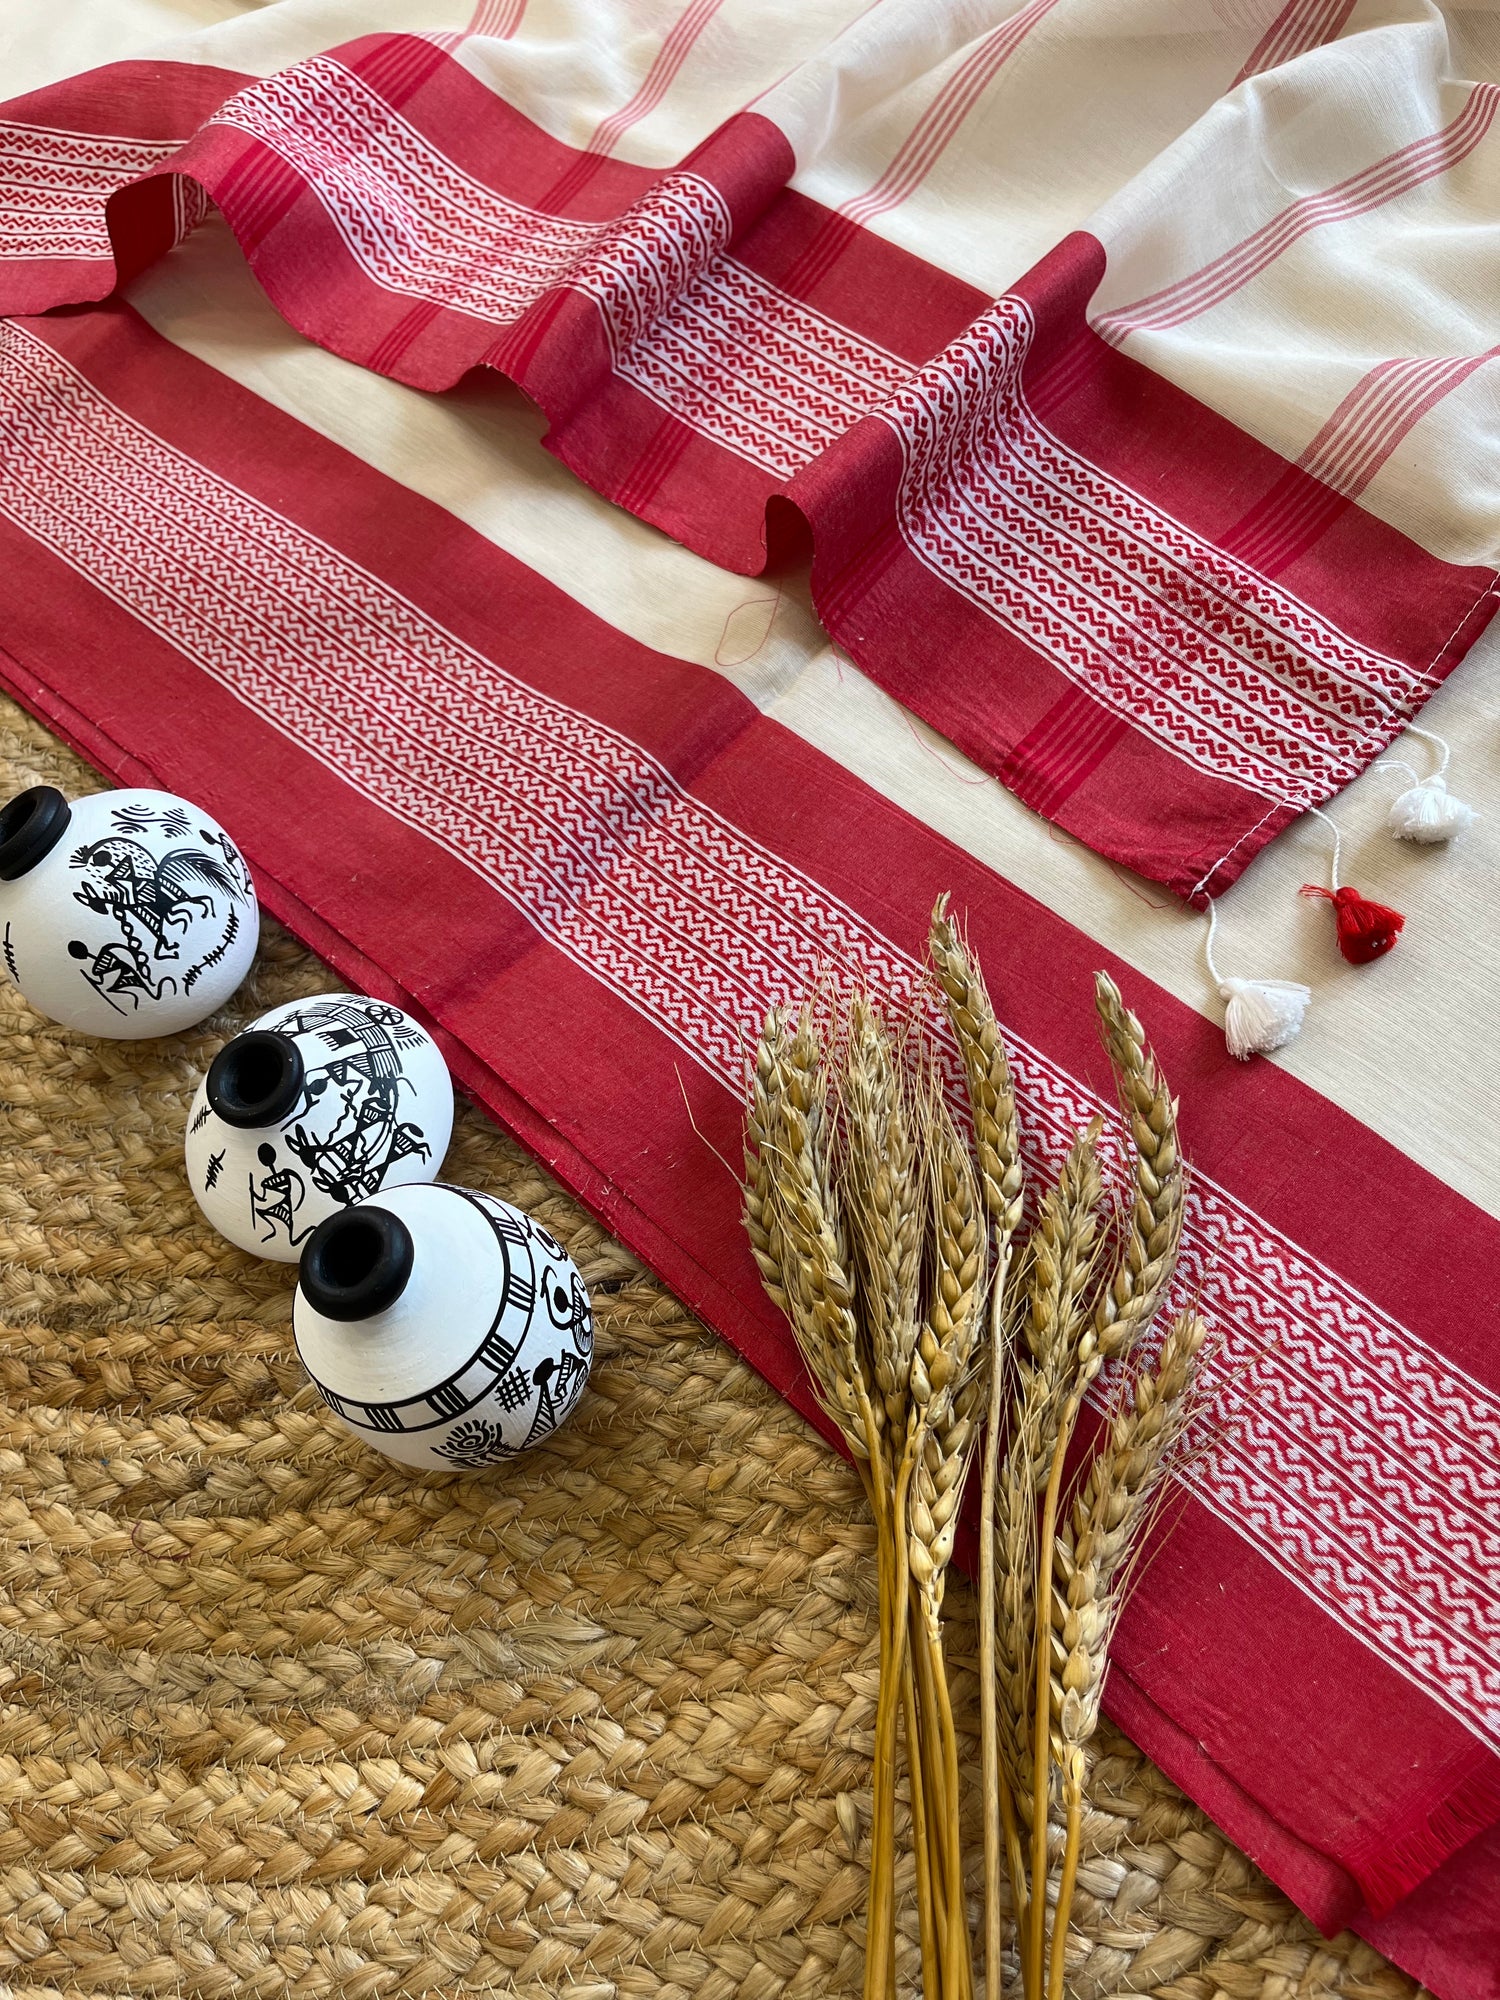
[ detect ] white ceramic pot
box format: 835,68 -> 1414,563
186,993 -> 453,1262
293,1183 -> 593,1470
0,784 -> 258,1038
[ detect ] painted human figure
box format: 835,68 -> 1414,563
66,932 -> 174,1014
285,1089 -> 430,1207
247,1140 -> 313,1248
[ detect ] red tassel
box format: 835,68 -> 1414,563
1300,883 -> 1405,964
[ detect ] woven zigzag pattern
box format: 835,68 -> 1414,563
0,120 -> 180,259
0,694 -> 1419,2000
2,311 -> 1495,1751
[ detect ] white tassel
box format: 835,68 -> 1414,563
1385,771 -> 1475,844
1205,900 -> 1310,1062
1377,729 -> 1475,844
1218,976 -> 1312,1061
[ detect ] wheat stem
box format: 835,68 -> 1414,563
1047,1760 -> 1084,2000
918,1600 -> 971,1999
928,896 -> 1024,2000
1027,1382 -> 1082,2000
903,1641 -> 943,2000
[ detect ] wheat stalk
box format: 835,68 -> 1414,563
744,1006 -> 900,2000
1024,985 -> 1184,2000
928,897 -> 1026,2000
909,1105 -> 986,1997
1043,1310 -> 1208,2000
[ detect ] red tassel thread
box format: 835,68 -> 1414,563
1300,883 -> 1405,964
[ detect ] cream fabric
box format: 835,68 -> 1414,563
130,220 -> 1500,1215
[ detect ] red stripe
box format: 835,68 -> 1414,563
2,301 -> 1499,1942
781,0 -> 1059,295
470,0 -> 528,34
1222,348 -> 1500,572
1304,350 -> 1500,492
841,0 -> 1061,226
998,685 -> 1128,816
1099,83 -> 1500,339
586,0 -> 725,156
1230,0 -> 1355,88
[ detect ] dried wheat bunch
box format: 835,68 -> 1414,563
741,934 -> 1205,2000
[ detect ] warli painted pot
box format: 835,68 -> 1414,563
186,992 -> 454,1262
0,785 -> 257,1038
293,1183 -> 593,1470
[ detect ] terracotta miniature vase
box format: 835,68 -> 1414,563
293,1183 -> 593,1470
186,993 -> 454,1262
0,784 -> 258,1038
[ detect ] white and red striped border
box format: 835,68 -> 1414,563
2,314 -> 1496,1757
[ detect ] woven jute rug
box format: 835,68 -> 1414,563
0,693 -> 1423,2000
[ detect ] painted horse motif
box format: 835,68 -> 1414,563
70,837 -> 245,960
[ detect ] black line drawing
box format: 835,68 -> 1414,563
277,999 -> 434,1206
189,1101 -> 213,1134
66,823 -> 250,1014
199,824 -> 255,899
184,906 -> 239,994
492,1367 -> 532,1414
248,1140 -> 313,1248
434,1418 -> 518,1470
109,803 -> 193,839
204,1149 -> 225,1191
67,934 -> 175,1015
71,834 -> 245,955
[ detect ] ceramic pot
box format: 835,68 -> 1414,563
293,1183 -> 593,1470
186,993 -> 454,1262
0,784 -> 258,1039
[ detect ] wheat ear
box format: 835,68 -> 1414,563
1044,1311 -> 1208,2000
997,1126 -> 1104,1808
908,1105 -> 986,1999
1092,973 -> 1185,1365
744,1008 -> 898,2000
842,998 -> 924,1449
928,896 -> 1025,2000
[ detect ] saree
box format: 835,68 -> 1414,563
1,3 -> 1498,1993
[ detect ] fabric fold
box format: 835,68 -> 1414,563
4,26 -> 1497,899
2,290 -> 1499,1954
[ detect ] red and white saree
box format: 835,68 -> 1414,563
2,4 -> 1499,1993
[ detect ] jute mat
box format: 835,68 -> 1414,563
0,694 -> 1424,2000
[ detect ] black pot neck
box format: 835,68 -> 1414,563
300,1206 -> 415,1322
206,1030 -> 305,1130
0,787 -> 71,881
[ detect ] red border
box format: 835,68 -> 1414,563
0,303 -> 1497,1964
3,38 -> 1494,902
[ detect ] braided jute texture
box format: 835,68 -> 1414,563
0,697 -> 1422,2000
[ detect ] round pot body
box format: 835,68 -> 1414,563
0,785 -> 258,1038
186,993 -> 454,1261
293,1183 -> 593,1470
